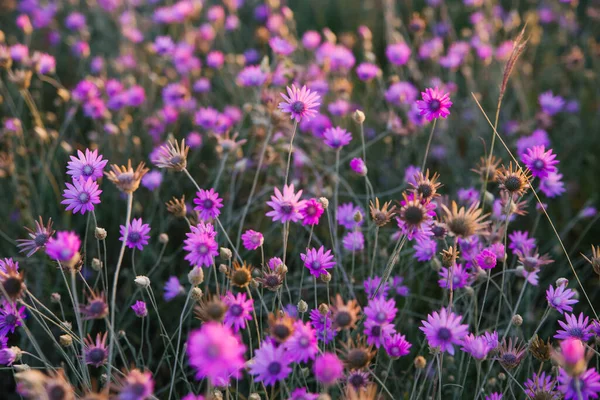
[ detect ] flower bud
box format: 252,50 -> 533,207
512,314 -> 523,327
297,300 -> 308,313
95,227 -> 107,240
91,258 -> 103,271
353,210 -> 363,222
498,372 -> 506,381
51,293 -> 61,303
219,264 -> 229,274
556,277 -> 568,287
220,247 -> 233,260
318,197 -> 329,209
353,109 -> 366,124
321,272 -> 332,282
188,267 -> 205,286
159,233 -> 169,244
414,356 -> 427,369
134,275 -> 151,288
248,394 -> 261,400
191,287 -> 204,301
60,335 -> 73,347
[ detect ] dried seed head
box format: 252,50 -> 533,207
318,197 -> 329,209
165,196 -> 187,218
441,247 -> 459,268
529,335 -> 551,362
318,303 -> 330,315
105,160 -> 149,194
153,139 -> 189,171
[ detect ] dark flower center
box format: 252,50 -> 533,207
5,314 -> 17,326
128,232 -> 141,243
347,349 -> 369,369
268,361 -> 282,375
502,353 -> 517,365
47,385 -> 67,400
569,328 -> 583,338
404,206 -> 424,225
264,275 -> 280,288
88,301 -> 106,316
203,199 -> 214,209
170,155 -> 183,165
78,192 -> 90,203
273,324 -> 291,340
429,99 -> 441,111
82,165 -> 94,176
87,348 -> 106,364
4,277 -> 22,297
206,344 -> 220,359
34,233 -> 49,246
306,206 -> 316,216
533,159 -> 544,170
130,383 -> 147,396
229,304 -> 243,317
432,225 -> 446,238
370,325 -> 382,337
349,373 -> 367,388
437,327 -> 452,341
280,204 -> 293,214
291,101 -> 305,114
335,311 -> 352,328
418,184 -> 433,198
504,176 -> 522,192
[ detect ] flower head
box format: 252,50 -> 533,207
120,218 -> 151,251
67,149 -> 108,181
301,246 -> 336,278
249,340 -> 292,386
105,160 -> 149,193
384,333 -> 412,358
193,188 -> 224,221
84,332 -> 108,367
420,308 -> 469,355
266,184 -> 306,223
61,177 -> 102,215
17,217 -> 55,257
241,230 -> 263,250
184,223 -> 219,267
164,276 -> 184,301
475,249 -> 497,270
416,87 -> 452,121
131,301 -> 147,317
223,291 -> 253,332
299,198 -> 324,226
461,334 -> 492,360
313,353 -> 344,386
116,369 -> 154,400
547,284 -> 578,314
521,146 -> 559,179
285,320 -> 319,363
323,126 -> 352,149
557,368 -> 600,400
46,231 -> 81,267
153,139 -> 189,171
278,85 -> 321,122
555,313 -> 593,341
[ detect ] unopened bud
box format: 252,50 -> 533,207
59,335 -> 73,347
464,286 -> 474,297
353,211 -> 363,222
353,110 -> 366,124
483,191 -> 495,206
134,275 -> 151,288
159,233 -> 169,244
556,277 -> 568,287
414,356 -> 427,369
212,390 -> 223,400
51,293 -> 61,303
318,303 -> 329,315
95,227 -> 107,240
219,264 -> 229,274
248,394 -> 261,400
61,321 -> 72,331
92,258 -> 103,271
317,395 -> 332,400
118,330 -> 126,338
100,374 -> 108,385
321,272 -> 332,282
191,287 -> 204,301
14,364 -> 30,372
188,267 -> 205,286
220,247 -> 232,260
498,372 -> 506,381
297,300 -> 308,313
318,197 -> 329,209
512,314 -> 523,327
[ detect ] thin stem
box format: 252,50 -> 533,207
284,120 -> 299,187
421,119 -> 438,171
168,288 -> 193,400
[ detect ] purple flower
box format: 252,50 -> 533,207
299,198 -> 324,226
539,91 -> 565,116
269,37 -> 296,56
84,333 -> 108,367
0,347 -> 18,366
313,353 -> 344,386
364,319 -> 395,348
120,218 -> 151,251
391,275 -> 410,297
508,231 -> 536,255
278,84 -> 321,122
131,301 -> 147,317
186,322 -> 246,386
301,246 -> 336,278
484,394 -> 502,400
309,309 -> 336,344
323,126 -> 352,149
237,66 -> 268,87
17,217 -> 54,257
356,62 -> 381,81
414,238 -> 437,261
0,301 -> 26,336
250,340 -> 292,385
438,264 -> 469,290
555,313 -> 592,341
337,203 -> 364,229
461,334 -> 492,360
302,31 -> 321,50
539,171 -> 565,198
521,146 -> 559,179
350,158 -> 367,176
516,129 -> 550,157
364,276 -> 389,299
195,107 -> 220,130
384,333 -> 412,358
547,284 -> 578,314
289,388 -> 318,400
404,165 -> 421,185
183,223 -> 219,267
285,320 -> 319,363
343,231 -> 365,252
46,231 -> 81,264
475,249 -> 497,270
420,308 -> 469,355
241,230 -> 264,250
266,184 -> 306,223
164,276 -> 184,301
525,372 -> 558,399
386,43 -> 411,66
385,82 -> 418,107
365,296 -> 397,324
416,87 -> 452,121
61,177 -> 102,214
557,368 -> 600,400
223,292 -> 253,332
193,188 -> 224,221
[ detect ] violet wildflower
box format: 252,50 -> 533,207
323,126 -> 352,149
384,333 -> 412,358
337,203 -> 364,229
356,62 -> 381,81
475,248 -> 497,270
120,218 -> 151,251
183,223 -> 219,267
396,193 -> 435,240
186,322 -> 245,386
223,292 -> 253,333
547,284 -> 578,314
266,184 -> 306,223
164,276 -> 184,301
539,171 -> 566,198
269,37 -> 296,56
250,340 -> 292,386
241,230 -> 264,251
555,313 -> 592,341
80,291 -> 108,320
141,171 -> 163,191
46,231 -> 81,266
364,319 -> 395,348
521,146 -> 559,179
84,333 -> 108,367
385,82 -> 418,106
0,301 -> 25,336
557,368 -> 600,400
391,275 -> 410,297
309,309 -> 336,344
66,149 -> 108,182
416,87 -> 452,121
301,246 -> 335,278
364,296 -> 397,324
438,264 -> 469,290
299,198 -> 324,226
484,394 -> 502,400
508,230 -> 536,255
539,91 -> 565,115
350,158 -> 367,176
117,369 -> 154,400
17,217 -> 54,257
386,43 -> 411,65
61,177 -> 102,215
413,238 -> 437,261
524,372 -> 558,399
0,347 -> 19,366
195,107 -> 220,130
237,66 -> 268,87
420,308 -> 469,355
343,231 -> 365,252
289,388 -> 318,400
313,353 -> 344,386
461,334 -> 492,360
131,301 -> 147,318
193,189 -> 224,221
364,276 -> 390,299
285,320 -> 319,363
278,84 -> 321,122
